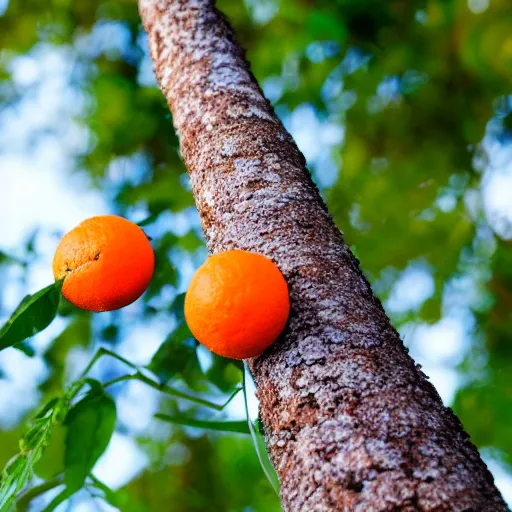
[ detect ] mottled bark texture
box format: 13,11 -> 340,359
139,1 -> 508,510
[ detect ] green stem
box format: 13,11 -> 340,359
243,362 -> 280,496
15,476 -> 64,511
88,474 -> 110,492
79,347 -> 138,380
155,414 -> 250,434
41,487 -> 70,512
103,371 -> 242,411
102,374 -> 134,388
88,473 -> 123,508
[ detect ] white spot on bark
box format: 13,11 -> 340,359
203,188 -> 214,207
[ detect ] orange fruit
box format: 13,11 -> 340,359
52,215 -> 154,312
184,250 -> 290,359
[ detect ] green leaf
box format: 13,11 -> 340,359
64,389 -> 116,494
307,10 -> 347,42
15,476 -> 64,512
0,456 -> 27,511
144,233 -> 179,301
0,251 -> 24,267
243,364 -> 280,496
57,296 -> 79,317
21,420 -> 50,452
14,341 -> 35,357
0,280 -> 63,352
34,423 -> 66,480
147,325 -> 199,384
0,412 -> 55,510
177,230 -> 204,252
41,487 -> 70,512
170,292 -> 186,322
34,398 -> 60,420
205,355 -> 243,393
100,324 -> 119,343
155,414 -> 250,435
84,378 -> 105,393
136,212 -> 161,227
89,474 -> 144,511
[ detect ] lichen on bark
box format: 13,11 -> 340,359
139,0 -> 509,510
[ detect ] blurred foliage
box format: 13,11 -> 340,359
0,0 -> 512,509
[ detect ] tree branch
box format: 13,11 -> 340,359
139,0 -> 508,510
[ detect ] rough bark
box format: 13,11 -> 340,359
139,1 -> 508,510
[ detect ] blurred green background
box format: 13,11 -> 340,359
0,0 -> 512,510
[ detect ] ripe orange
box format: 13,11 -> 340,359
52,215 -> 154,312
184,250 -> 290,359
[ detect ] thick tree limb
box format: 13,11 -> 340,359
139,0 -> 508,510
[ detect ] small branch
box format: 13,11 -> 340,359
79,347 -> 138,380
104,371 -> 242,411
16,476 -> 64,511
